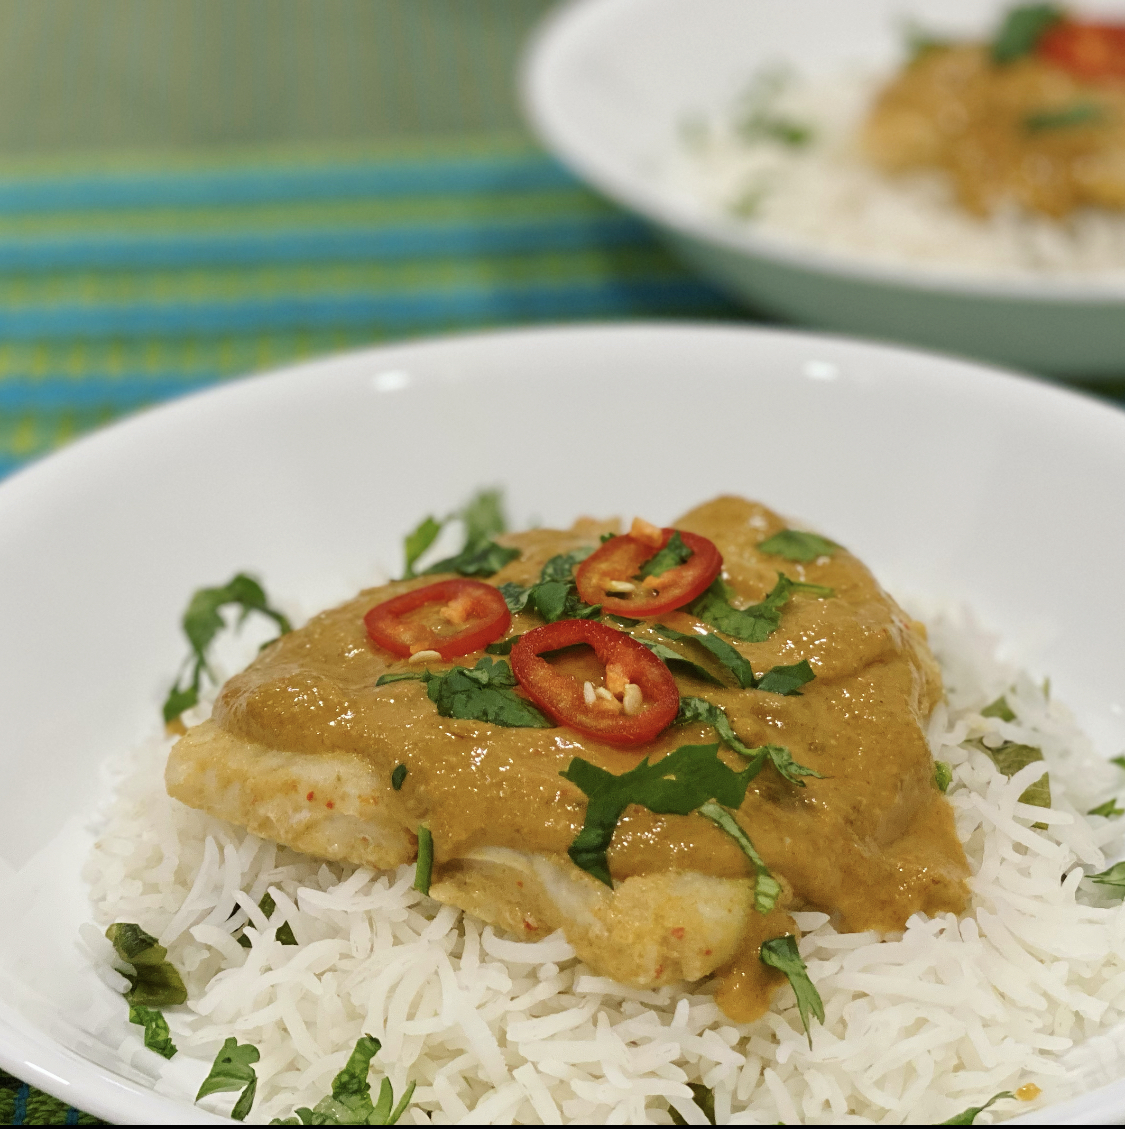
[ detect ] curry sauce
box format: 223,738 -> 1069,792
167,496 -> 969,1023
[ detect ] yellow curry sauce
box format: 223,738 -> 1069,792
168,496 -> 968,1022
862,43 -> 1125,218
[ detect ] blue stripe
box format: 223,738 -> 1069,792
0,154 -> 576,214
0,373 -> 219,409
0,214 -> 648,270
0,456 -> 25,480
12,1082 -> 28,1124
64,1105 -> 79,1125
0,278 -> 729,338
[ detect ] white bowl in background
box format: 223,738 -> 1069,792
1,324 -> 1125,1122
522,0 -> 1125,378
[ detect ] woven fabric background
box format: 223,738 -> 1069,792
0,1 -> 1120,1124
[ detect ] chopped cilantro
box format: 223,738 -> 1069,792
402,515 -> 443,579
259,891 -> 298,946
981,695 -> 1016,722
1113,755 -> 1125,771
755,659 -> 816,696
391,764 -> 407,790
942,1091 -> 1015,1125
636,638 -> 724,686
1089,861 -> 1125,897
484,634 -> 522,655
688,574 -> 833,644
105,922 -> 187,1007
735,68 -> 814,148
414,825 -> 433,896
1025,102 -> 1104,132
972,739 -> 1050,811
676,697 -> 821,786
128,1003 -> 177,1059
654,625 -> 756,689
992,4 -> 1063,63
698,801 -> 781,913
459,488 -> 507,546
271,1034 -> 416,1126
376,657 -> 553,729
757,529 -> 839,562
759,935 -> 824,1044
425,539 -> 519,578
196,1037 -> 260,1121
497,549 -> 599,623
1090,798 -> 1125,819
934,762 -> 953,793
668,1082 -> 717,1125
637,530 -> 693,579
560,743 -> 759,887
163,574 -> 291,725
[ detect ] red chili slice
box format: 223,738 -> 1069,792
575,523 -> 722,618
510,619 -> 679,746
1039,20 -> 1125,81
365,578 -> 510,660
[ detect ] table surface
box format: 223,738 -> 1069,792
1,1 -> 1121,1123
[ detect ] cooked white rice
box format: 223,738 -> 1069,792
81,602 -> 1125,1125
671,67 -> 1125,279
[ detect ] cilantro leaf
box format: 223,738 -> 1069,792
196,1036 -> 260,1121
497,549 -> 599,623
459,488 -> 507,546
1089,861 -> 1125,898
637,638 -> 724,686
654,625 -> 756,689
759,935 -> 824,1044
675,697 -> 821,786
668,1082 -> 717,1126
163,574 -> 292,725
755,659 -> 816,696
402,515 -> 443,579
1025,102 -> 1104,132
981,695 -> 1016,722
414,825 -> 433,895
992,4 -> 1063,63
560,743 -> 757,887
934,762 -> 953,793
376,658 -> 553,729
1090,798 -> 1125,819
757,529 -> 839,562
105,923 -> 187,1006
258,891 -> 298,946
128,1003 -> 177,1060
942,1091 -> 1015,1125
391,764 -> 407,790
637,530 -> 693,579
425,539 -> 519,578
485,634 -> 521,655
971,739 -> 1050,811
698,801 -> 781,913
1112,755 -> 1125,771
688,574 -> 833,643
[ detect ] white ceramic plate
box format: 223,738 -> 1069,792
2,323 -> 1125,1123
522,0 -> 1125,377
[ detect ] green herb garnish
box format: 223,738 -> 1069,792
560,743 -> 775,902
1025,102 -> 1105,132
637,530 -> 693,579
406,489 -> 520,579
1112,755 -> 1125,771
425,539 -> 519,578
260,891 -> 297,946
484,634 -> 522,655
972,739 -> 1051,812
414,825 -> 433,896
271,1034 -> 416,1126
196,1037 -> 260,1121
391,764 -> 407,790
981,695 -> 1016,722
688,574 -> 833,644
1090,798 -> 1125,819
757,529 -> 839,562
636,638 -> 724,686
756,659 -> 817,696
499,548 -> 599,622
668,1082 -> 717,1126
736,68 -> 815,148
402,515 -> 444,579
653,625 -> 756,688
698,801 -> 781,913
676,697 -> 821,786
1089,861 -> 1125,897
992,4 -> 1063,63
128,1003 -> 177,1059
942,1090 -> 1015,1125
105,923 -> 187,1007
760,935 -> 824,1044
163,574 -> 292,725
377,657 -> 552,729
935,762 -> 953,793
